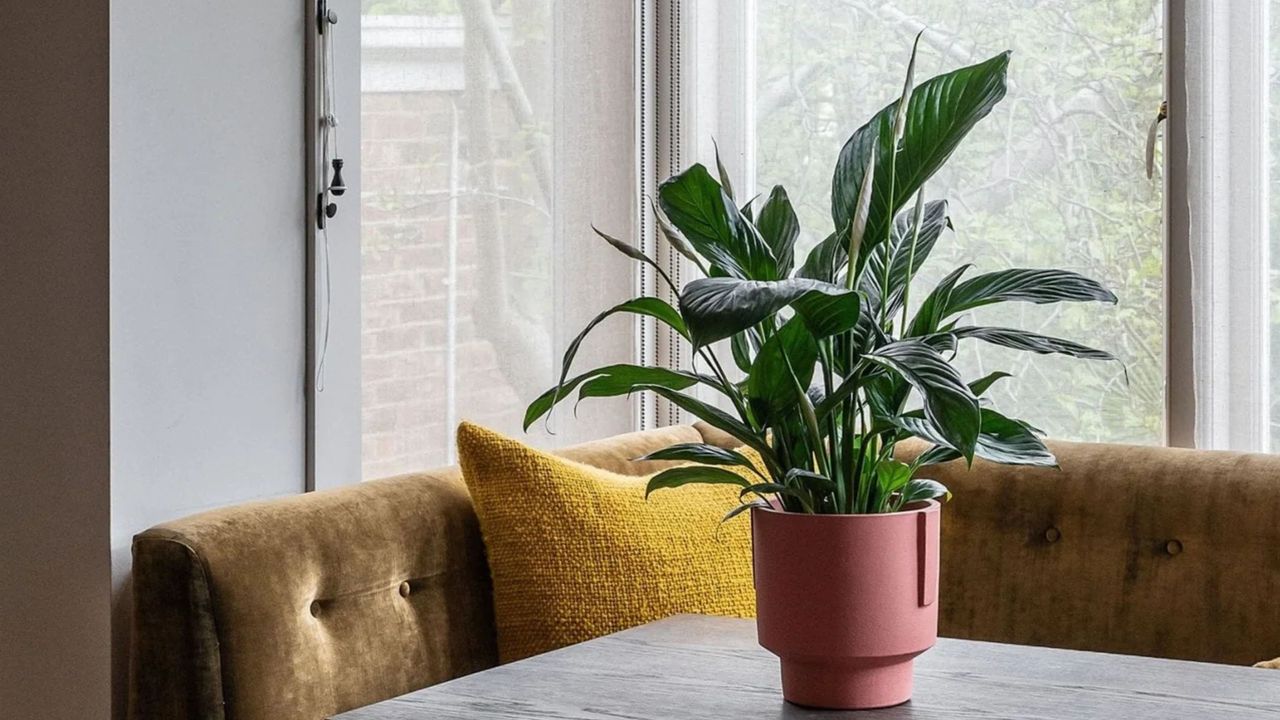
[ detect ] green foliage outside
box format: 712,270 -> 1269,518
754,0 -> 1163,444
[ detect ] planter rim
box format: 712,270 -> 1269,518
754,498 -> 940,520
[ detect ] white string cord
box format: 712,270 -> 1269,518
315,14 -> 338,392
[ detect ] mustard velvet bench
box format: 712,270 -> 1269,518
128,424 -> 1280,720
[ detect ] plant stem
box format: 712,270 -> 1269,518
700,347 -> 751,427
879,142 -> 898,328
899,187 -> 927,336
849,397 -> 867,513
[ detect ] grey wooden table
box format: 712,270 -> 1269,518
333,614 -> 1280,719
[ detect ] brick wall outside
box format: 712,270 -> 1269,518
361,90 -> 542,480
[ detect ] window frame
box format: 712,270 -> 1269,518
1167,0 -> 1272,451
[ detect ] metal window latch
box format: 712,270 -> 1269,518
1146,100 -> 1167,180
315,0 -> 341,229
318,0 -> 337,33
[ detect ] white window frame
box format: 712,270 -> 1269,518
1167,0 -> 1271,451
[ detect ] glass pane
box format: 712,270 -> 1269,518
755,1 -> 1164,443
360,1 -> 636,479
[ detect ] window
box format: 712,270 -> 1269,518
311,1 -> 1280,483
358,1 -> 638,478
745,1 -> 1164,444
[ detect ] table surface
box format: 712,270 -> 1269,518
333,614 -> 1280,719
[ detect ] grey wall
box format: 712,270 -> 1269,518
0,0 -> 113,717
109,0 -> 309,716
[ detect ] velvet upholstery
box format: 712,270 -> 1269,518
128,425 -> 705,720
130,426 -> 1280,720
897,438 -> 1280,666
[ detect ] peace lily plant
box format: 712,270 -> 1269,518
525,40 -> 1118,521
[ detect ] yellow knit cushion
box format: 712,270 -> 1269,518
456,422 -> 756,662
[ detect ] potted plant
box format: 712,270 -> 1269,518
525,41 -> 1117,709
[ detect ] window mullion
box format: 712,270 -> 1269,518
1176,0 -> 1271,451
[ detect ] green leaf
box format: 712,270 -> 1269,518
814,368 -> 868,421
972,411 -> 1057,466
742,480 -> 815,513
712,137 -> 736,201
953,326 -> 1117,361
797,230 -> 845,283
576,365 -> 711,401
898,408 -> 1057,467
631,384 -> 778,472
721,500 -> 767,523
791,288 -> 863,339
784,467 -> 836,494
863,372 -> 909,423
914,444 -> 962,467
756,186 -> 800,278
637,443 -> 764,478
832,52 -> 1010,268
730,330 -> 758,373
877,459 -> 914,495
900,478 -> 951,505
907,264 -> 971,337
861,199 -> 951,315
864,339 -> 980,461
945,268 -> 1117,315
645,466 -> 751,498
658,164 -> 777,280
549,296 -> 689,417
968,370 -> 1012,397
747,318 -> 819,415
678,276 -> 843,349
739,482 -> 790,499
874,459 -> 915,512
525,364 -> 703,431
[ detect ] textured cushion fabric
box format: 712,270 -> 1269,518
897,438 -> 1280,666
129,470 -> 496,720
127,424 -> 713,720
455,422 -> 756,663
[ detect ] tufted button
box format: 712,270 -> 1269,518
1165,539 -> 1183,556
398,581 -> 412,598
309,600 -> 322,618
1044,526 -> 1061,544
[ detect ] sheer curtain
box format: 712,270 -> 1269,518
359,1 -> 638,478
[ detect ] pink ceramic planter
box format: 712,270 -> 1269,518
751,500 -> 941,709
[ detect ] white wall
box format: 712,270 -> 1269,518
0,1 -> 112,717
109,0 -> 310,716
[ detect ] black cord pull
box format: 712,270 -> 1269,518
329,158 -> 346,197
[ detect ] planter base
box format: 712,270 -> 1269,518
779,656 -> 914,710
